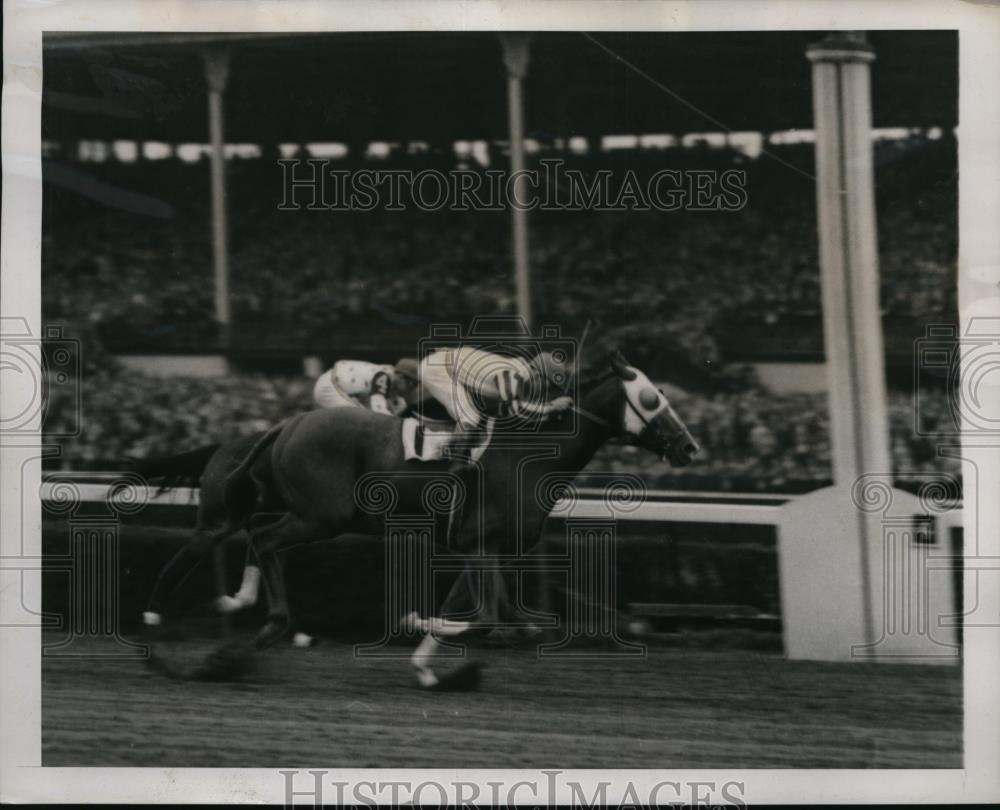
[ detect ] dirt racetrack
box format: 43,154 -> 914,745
43,633 -> 961,768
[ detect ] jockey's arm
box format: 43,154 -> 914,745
509,395 -> 574,417
368,371 -> 393,415
369,393 -> 392,415
493,369 -> 572,417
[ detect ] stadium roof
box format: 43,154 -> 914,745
43,30 -> 957,144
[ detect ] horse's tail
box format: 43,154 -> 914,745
125,444 -> 221,492
222,420 -> 286,525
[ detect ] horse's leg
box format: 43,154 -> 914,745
235,542 -> 262,606
144,525 -> 236,625
412,633 -> 444,688
248,512 -> 316,649
410,562 -> 483,689
255,548 -> 287,647
216,540 -> 262,614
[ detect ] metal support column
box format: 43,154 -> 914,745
203,48 -> 232,342
500,34 -> 533,331
807,31 -> 890,485
776,33 -> 957,663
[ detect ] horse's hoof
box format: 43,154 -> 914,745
193,641 -> 256,682
292,632 -> 314,648
216,596 -> 239,614
400,611 -> 426,634
427,660 -> 484,692
141,620 -> 165,643
141,620 -> 186,643
254,619 -> 290,650
143,643 -> 183,680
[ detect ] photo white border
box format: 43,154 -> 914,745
2,0 -> 998,803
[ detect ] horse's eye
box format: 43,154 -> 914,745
639,387 -> 660,410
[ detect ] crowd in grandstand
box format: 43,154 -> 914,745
43,135 -> 956,360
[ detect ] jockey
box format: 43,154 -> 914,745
313,358 -> 419,416
418,347 -> 574,465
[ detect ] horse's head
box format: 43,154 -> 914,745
608,350 -> 700,467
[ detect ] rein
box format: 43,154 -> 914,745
561,319 -> 593,396
569,368 -> 626,435
572,403 -> 617,432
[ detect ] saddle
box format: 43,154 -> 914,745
401,414 -> 493,463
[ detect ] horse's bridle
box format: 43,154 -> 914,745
571,385 -> 659,442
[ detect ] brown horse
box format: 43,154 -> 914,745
218,351 -> 698,687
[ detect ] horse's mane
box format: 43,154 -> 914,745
575,367 -> 618,397
541,366 -> 619,429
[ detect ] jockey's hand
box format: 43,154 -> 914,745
551,396 -> 574,412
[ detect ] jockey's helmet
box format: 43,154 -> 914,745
530,351 -> 569,391
395,357 -> 420,381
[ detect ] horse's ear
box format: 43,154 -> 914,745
609,350 -> 637,381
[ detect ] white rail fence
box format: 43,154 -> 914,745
40,472 -> 962,664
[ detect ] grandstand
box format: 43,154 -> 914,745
43,135 -> 956,365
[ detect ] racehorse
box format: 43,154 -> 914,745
212,350 -> 699,687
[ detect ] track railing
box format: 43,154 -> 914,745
39,471 -> 961,530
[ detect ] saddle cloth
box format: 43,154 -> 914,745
401,417 -> 492,463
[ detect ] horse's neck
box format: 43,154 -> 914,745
478,375 -> 620,478
472,377 -> 621,546
547,377 -> 621,473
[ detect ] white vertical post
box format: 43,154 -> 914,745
203,48 -> 232,336
807,32 -> 890,485
807,32 -> 888,655
777,33 -> 956,664
500,34 -> 533,331
777,31 -> 890,661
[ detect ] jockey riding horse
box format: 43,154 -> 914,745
141,349 -> 699,688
